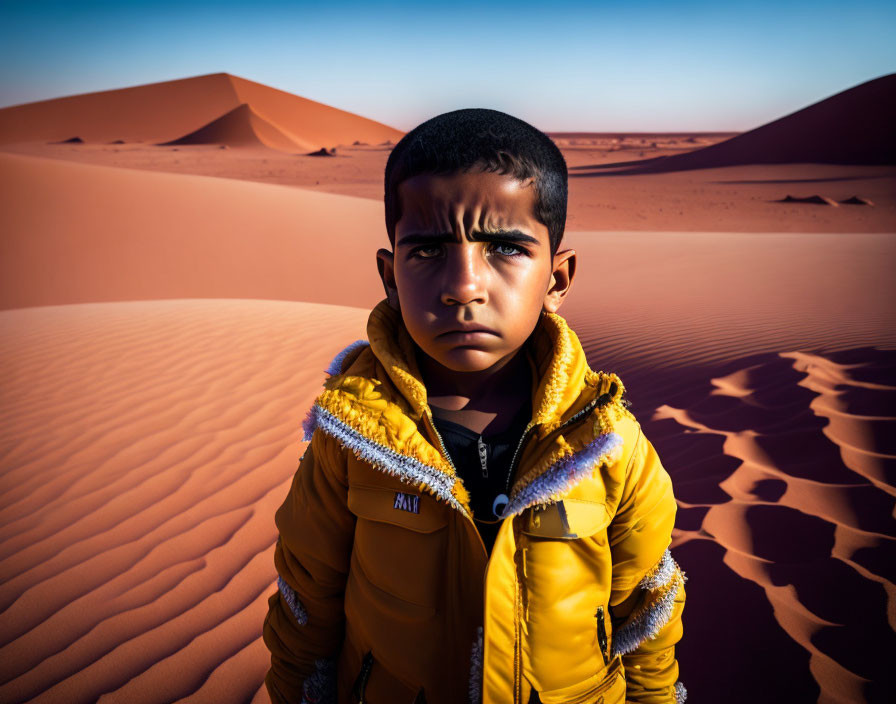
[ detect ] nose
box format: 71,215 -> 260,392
440,244 -> 487,307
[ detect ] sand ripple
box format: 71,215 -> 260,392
0,299 -> 368,703
642,347 -> 896,703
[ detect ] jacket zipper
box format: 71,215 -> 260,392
424,408 -> 462,478
425,392 -> 604,703
505,420 -> 536,498
506,395 -> 603,702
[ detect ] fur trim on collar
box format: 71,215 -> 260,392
326,339 -> 369,377
304,402 -> 470,517
503,431 -> 624,518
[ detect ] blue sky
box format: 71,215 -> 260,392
1,0 -> 894,132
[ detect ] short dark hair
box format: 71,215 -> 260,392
384,108 -> 568,255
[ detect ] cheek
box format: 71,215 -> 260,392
491,265 -> 551,335
393,265 -> 436,318
393,262 -> 423,297
500,261 -> 552,304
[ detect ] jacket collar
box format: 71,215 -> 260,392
367,300 -> 594,436
304,300 -> 631,519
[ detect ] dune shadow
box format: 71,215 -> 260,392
605,346 -> 896,703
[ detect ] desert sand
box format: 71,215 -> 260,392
1,72 -> 895,703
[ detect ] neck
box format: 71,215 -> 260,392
416,344 -> 531,417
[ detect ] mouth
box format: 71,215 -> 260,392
436,324 -> 499,340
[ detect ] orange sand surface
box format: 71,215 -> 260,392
1,300 -> 368,703
0,152 -> 385,311
1,72 -> 895,703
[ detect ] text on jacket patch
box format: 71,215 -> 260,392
393,492 -> 420,514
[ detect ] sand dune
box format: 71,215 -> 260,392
0,152 -> 385,311
0,73 -> 403,149
612,73 -> 896,171
159,103 -> 306,152
562,231 -> 896,370
0,299 -> 369,703
3,153 -> 894,316
224,74 -> 402,152
5,149 -> 894,328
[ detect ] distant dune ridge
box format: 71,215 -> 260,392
1,70 -> 895,704
0,72 -> 403,149
605,73 -> 896,172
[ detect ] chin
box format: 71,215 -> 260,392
432,347 -> 507,373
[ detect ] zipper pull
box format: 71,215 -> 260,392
477,435 -> 488,477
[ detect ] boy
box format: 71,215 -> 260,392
263,108 -> 687,704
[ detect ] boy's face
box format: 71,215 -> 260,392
377,168 -> 575,374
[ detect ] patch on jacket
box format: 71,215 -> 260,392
393,491 -> 420,514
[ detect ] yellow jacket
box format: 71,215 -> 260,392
263,300 -> 687,704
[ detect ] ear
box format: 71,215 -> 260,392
543,248 -> 576,314
376,247 -> 400,310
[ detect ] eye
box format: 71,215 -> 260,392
410,245 -> 442,259
489,242 -> 524,257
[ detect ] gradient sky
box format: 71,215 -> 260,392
1,0 -> 894,132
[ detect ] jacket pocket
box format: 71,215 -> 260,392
348,484 -> 450,533
521,499 -> 610,540
536,653 -> 625,704
348,484 -> 449,611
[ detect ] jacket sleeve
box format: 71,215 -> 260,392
263,427 -> 357,704
607,423 -> 688,704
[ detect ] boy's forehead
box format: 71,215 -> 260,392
396,170 -> 544,236
398,169 -> 534,201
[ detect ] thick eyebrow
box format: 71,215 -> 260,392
396,229 -> 541,247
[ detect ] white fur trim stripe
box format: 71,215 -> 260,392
611,551 -> 687,658
674,680 -> 688,703
305,403 -> 469,517
503,432 -> 624,517
469,626 -> 483,704
610,580 -> 680,657
639,548 -> 676,591
277,576 -> 308,626
301,657 -> 336,704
